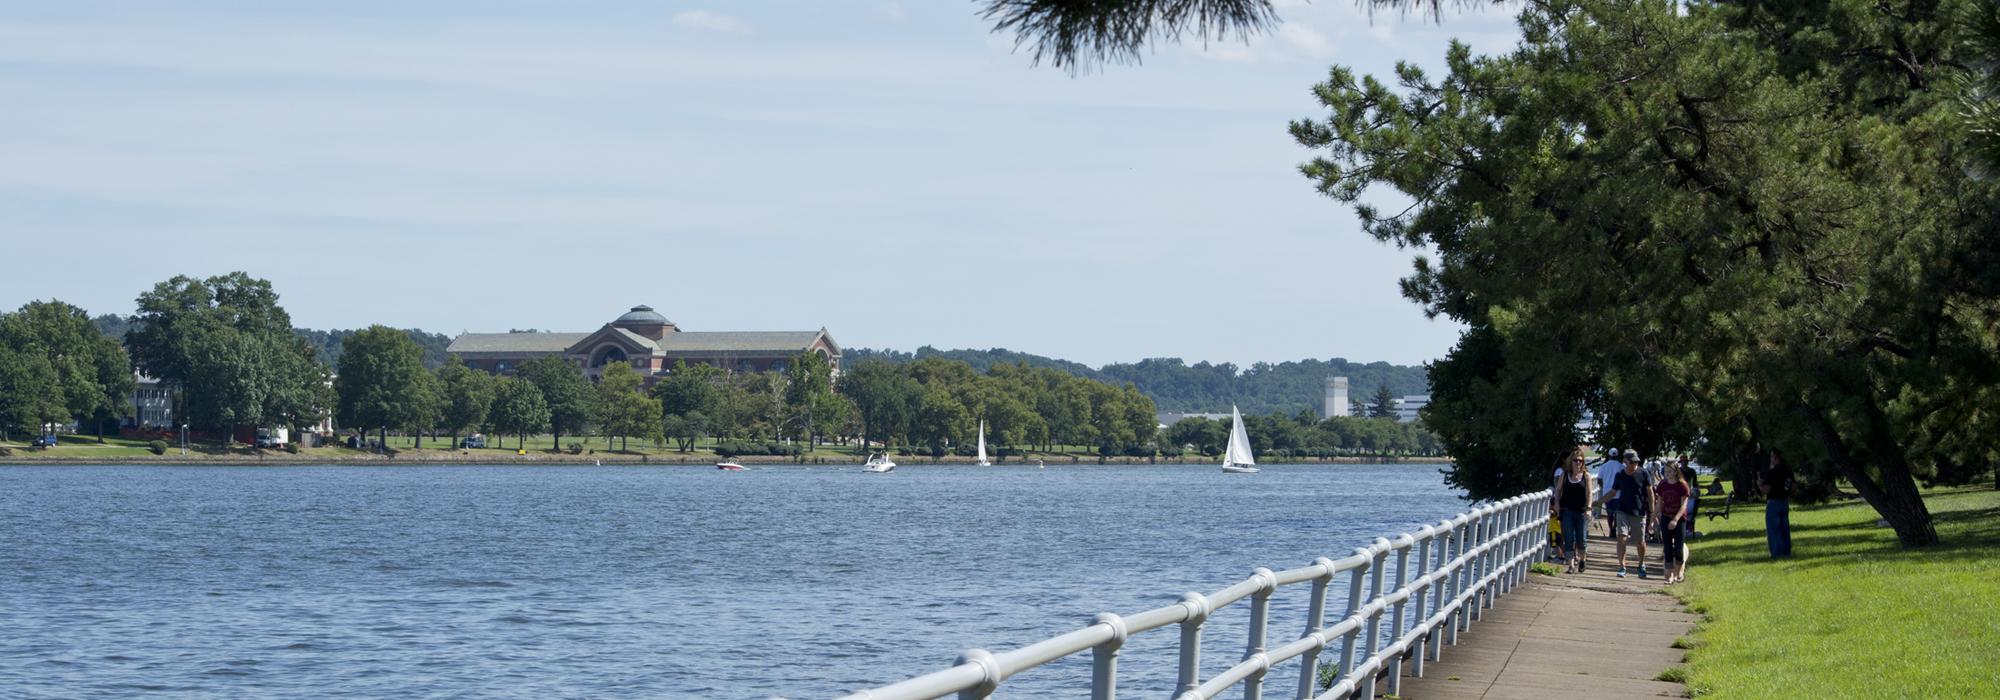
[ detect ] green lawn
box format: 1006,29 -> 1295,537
1675,486 -> 2000,698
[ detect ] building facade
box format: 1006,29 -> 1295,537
447,305 -> 840,382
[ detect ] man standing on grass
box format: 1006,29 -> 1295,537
1760,448 -> 1794,558
1609,451 -> 1655,578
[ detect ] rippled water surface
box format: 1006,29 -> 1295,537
1,463 -> 1471,698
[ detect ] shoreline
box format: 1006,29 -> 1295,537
0,453 -> 1453,467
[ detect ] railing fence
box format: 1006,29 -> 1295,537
835,488 -> 1553,700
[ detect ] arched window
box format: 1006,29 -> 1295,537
592,346 -> 629,368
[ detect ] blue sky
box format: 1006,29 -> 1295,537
0,1 -> 1522,367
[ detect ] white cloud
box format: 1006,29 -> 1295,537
672,10 -> 750,34
1278,23 -> 1334,58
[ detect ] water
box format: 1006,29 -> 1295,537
0,463 -> 1470,699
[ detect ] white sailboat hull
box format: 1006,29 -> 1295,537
1221,464 -> 1260,474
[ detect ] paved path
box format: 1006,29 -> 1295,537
1391,521 -> 1697,699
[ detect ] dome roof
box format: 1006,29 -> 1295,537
613,305 -> 671,326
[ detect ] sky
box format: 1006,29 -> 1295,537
0,1 -> 1524,368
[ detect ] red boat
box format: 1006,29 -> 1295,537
716,461 -> 747,471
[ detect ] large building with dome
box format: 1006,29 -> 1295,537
447,305 -> 840,381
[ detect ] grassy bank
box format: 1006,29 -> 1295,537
1674,486 -> 2000,698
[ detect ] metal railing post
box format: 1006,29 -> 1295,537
1244,568 -> 1274,700
1176,592 -> 1211,697
1361,538 -> 1389,700
1387,537 -> 1411,695
1337,547 -> 1369,683
1412,526 -> 1435,678
1091,612 -> 1126,700
1295,558 -> 1333,700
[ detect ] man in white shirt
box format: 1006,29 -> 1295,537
1597,448 -> 1625,537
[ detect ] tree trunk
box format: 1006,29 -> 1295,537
553,428 -> 562,452
379,426 -> 388,453
1802,403 -> 1938,547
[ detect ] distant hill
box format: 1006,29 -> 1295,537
848,347 -> 1429,415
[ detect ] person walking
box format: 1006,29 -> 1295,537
1608,451 -> 1654,578
1656,463 -> 1692,583
1759,448 -> 1794,558
1596,448 -> 1624,538
1677,456 -> 1700,538
1553,447 -> 1593,573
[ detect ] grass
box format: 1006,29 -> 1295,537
1529,561 -> 1563,576
1674,486 -> 2000,698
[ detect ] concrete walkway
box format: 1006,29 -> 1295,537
1391,522 -> 1697,699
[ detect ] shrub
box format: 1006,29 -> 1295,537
566,442 -> 583,455
284,442 -> 300,454
147,440 -> 168,455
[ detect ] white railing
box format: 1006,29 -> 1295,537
834,489 -> 1553,700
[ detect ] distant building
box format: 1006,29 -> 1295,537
447,305 -> 840,382
126,373 -> 174,430
1325,376 -> 1350,419
1157,412 -> 1233,429
1394,395 -> 1431,423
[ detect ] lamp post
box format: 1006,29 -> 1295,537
180,423 -> 188,456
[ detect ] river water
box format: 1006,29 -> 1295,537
0,463 -> 1471,699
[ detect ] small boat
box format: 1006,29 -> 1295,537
716,461 -> 747,471
862,453 -> 896,473
975,421 -> 992,467
1221,405 -> 1259,474
1036,459 -> 1045,470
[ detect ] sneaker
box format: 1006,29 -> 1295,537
1638,568 -> 1649,580
1617,567 -> 1627,577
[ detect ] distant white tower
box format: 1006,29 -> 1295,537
1325,376 -> 1350,419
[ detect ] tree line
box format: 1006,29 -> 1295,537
6,272 -> 1171,457
846,347 -> 1429,416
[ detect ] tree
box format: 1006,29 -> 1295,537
1292,0 -> 2000,544
596,362 -> 658,451
652,361 -> 723,451
127,273 -> 327,444
783,351 -> 839,450
980,0 -> 1280,72
0,342 -> 63,442
837,359 -> 920,447
0,300 -> 134,441
334,325 -> 437,451
489,377 -> 551,450
913,385 -> 973,452
515,355 -> 596,451
1367,386 -> 1396,420
437,356 -> 496,446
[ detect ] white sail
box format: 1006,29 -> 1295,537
976,421 -> 990,466
1222,405 -> 1258,473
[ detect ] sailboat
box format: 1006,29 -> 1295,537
1221,405 -> 1259,474
975,421 -> 991,466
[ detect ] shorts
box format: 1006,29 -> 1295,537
1615,511 -> 1648,540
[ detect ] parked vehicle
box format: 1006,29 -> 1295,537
460,434 -> 487,449
31,435 -> 59,449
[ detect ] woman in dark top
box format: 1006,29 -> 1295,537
1656,465 -> 1692,583
1555,447 -> 1594,573
1760,449 -> 1794,558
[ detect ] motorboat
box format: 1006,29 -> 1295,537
716,461 -> 747,471
1221,405 -> 1260,474
862,453 -> 896,473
